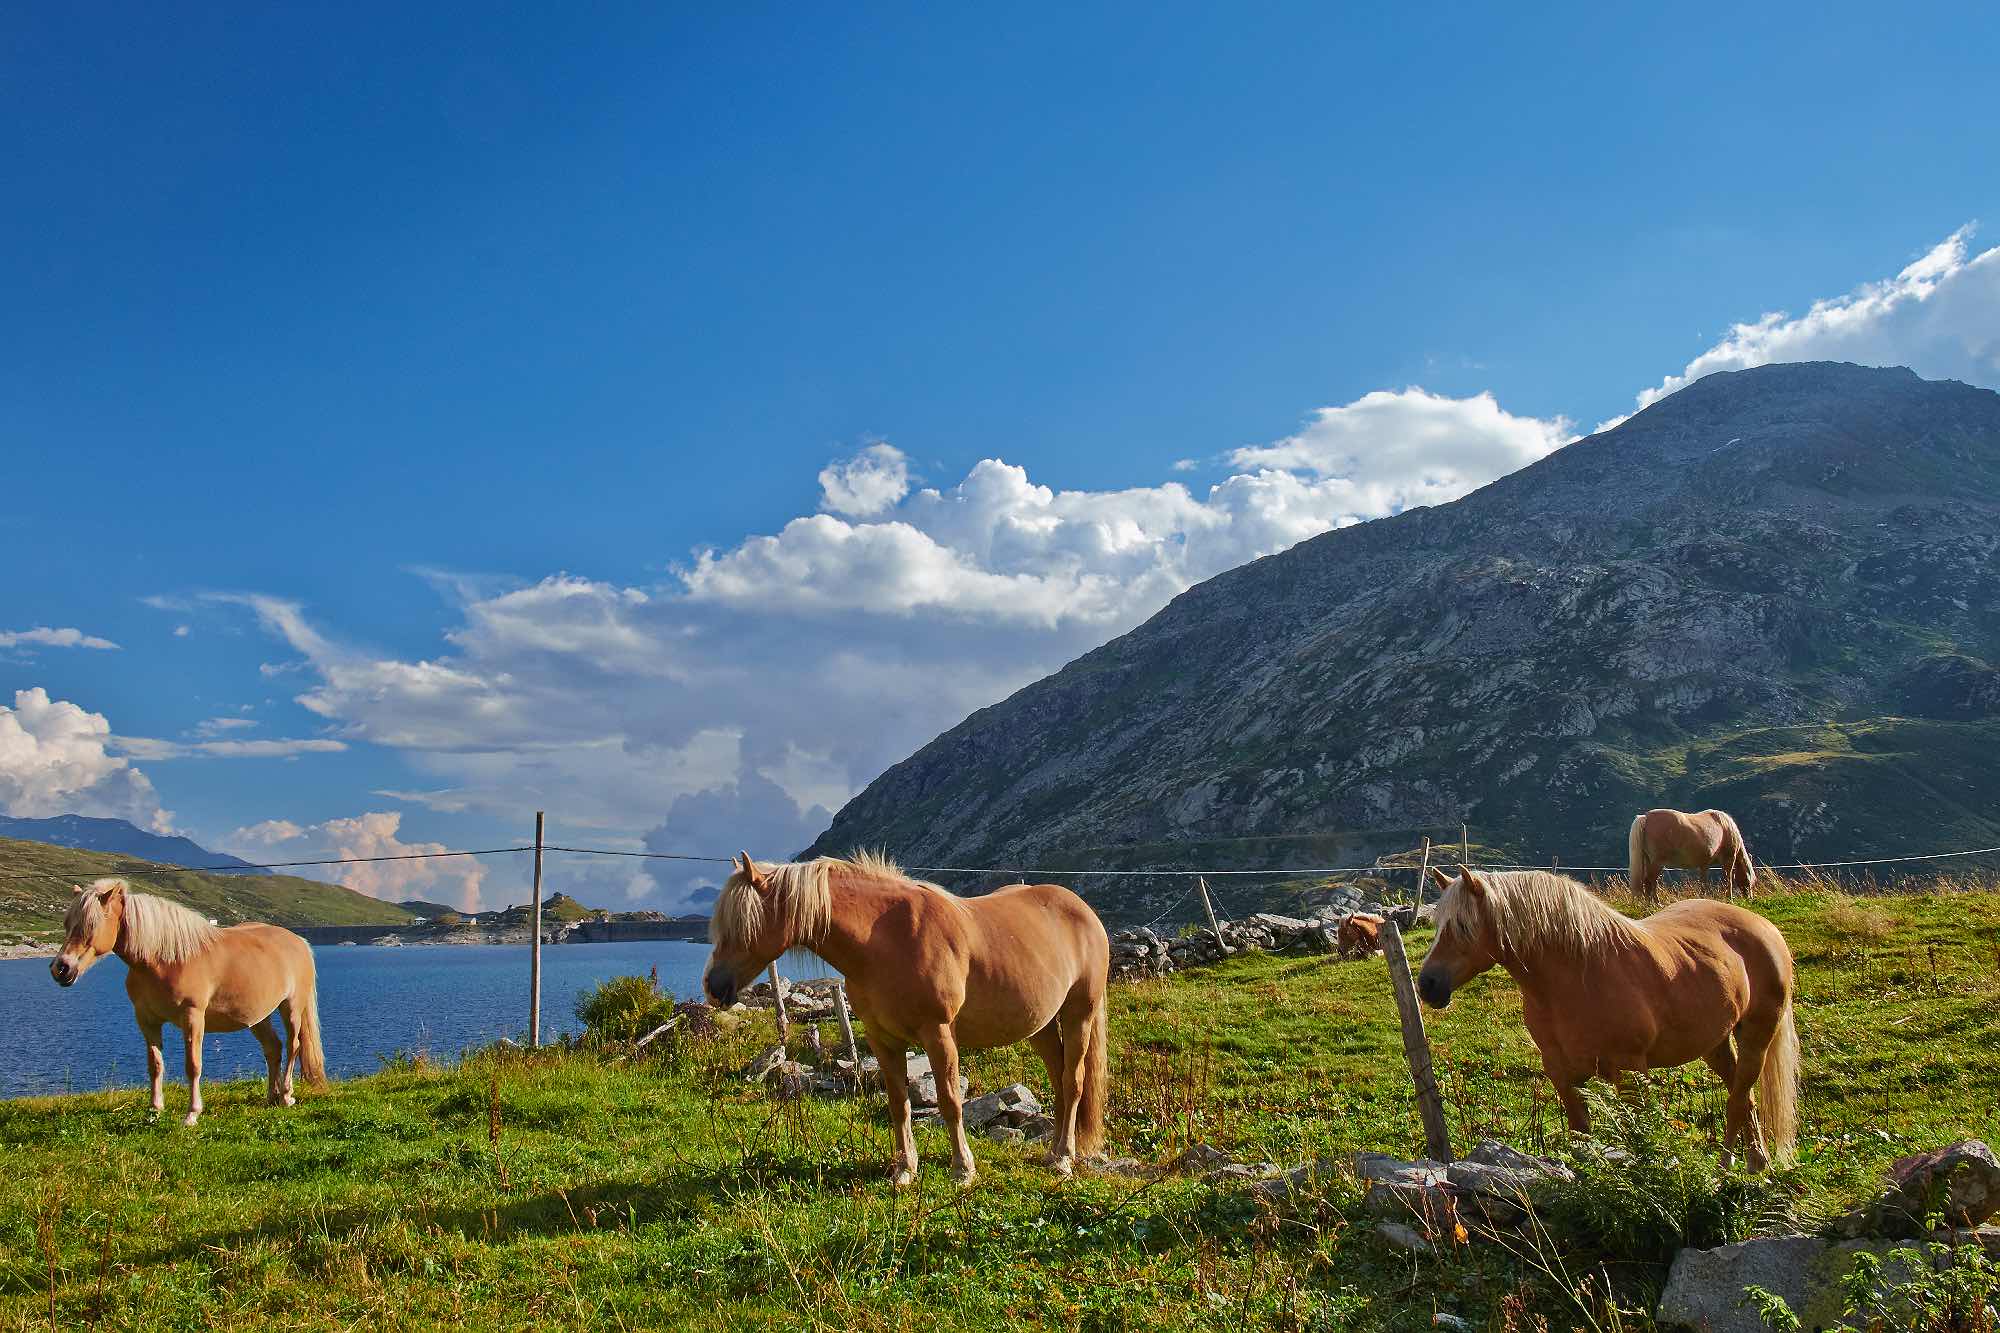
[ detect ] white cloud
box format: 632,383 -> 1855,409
191,717 -> 258,737
112,735 -> 347,761
173,625 -> 191,638
223,811 -> 487,911
1637,225 -> 2000,408
0,688 -> 172,832
1170,458 -> 1198,472
0,627 -> 120,651
818,442 -> 911,517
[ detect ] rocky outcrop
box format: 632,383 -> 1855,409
1109,896 -> 1420,981
810,365 -> 2000,911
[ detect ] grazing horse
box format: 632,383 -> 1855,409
703,851 -> 1110,1186
1629,807 -> 1756,901
51,878 -> 326,1125
1336,912 -> 1387,959
1416,866 -> 1798,1169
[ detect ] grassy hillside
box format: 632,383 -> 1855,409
4,885 -> 1997,1329
0,836 -> 415,943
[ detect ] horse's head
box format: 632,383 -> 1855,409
52,878 -> 126,987
1416,865 -> 1501,1009
702,852 -> 787,1007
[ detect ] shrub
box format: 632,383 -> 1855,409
1539,1081 -> 1795,1266
574,974 -> 674,1044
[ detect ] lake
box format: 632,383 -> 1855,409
0,942 -> 828,1099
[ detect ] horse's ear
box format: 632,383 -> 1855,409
736,852 -> 771,895
72,883 -> 86,895
1457,865 -> 1486,899
99,880 -> 125,901
1427,866 -> 1451,894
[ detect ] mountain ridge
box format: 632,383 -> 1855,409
0,814 -> 258,871
808,363 -> 2000,894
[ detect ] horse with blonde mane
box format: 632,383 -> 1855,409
51,878 -> 326,1125
1417,866 -> 1798,1169
703,851 -> 1109,1186
1629,807 -> 1756,901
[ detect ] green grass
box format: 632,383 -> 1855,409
6,888 -> 1999,1330
0,837 -> 415,944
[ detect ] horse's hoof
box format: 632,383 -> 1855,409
145,1108 -> 162,1124
182,1112 -> 201,1127
280,1093 -> 296,1108
1046,1154 -> 1075,1178
890,1166 -> 916,1188
951,1166 -> 976,1189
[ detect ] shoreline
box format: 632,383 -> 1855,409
0,932 -> 713,961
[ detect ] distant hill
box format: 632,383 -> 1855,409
396,899 -> 459,920
811,364 -> 2000,904
0,815 -> 257,871
0,835 -> 416,943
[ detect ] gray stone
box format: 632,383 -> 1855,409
1464,1138 -> 1574,1181
1654,1234 -> 2000,1332
1375,1220 -> 1433,1255
741,1045 -> 788,1082
1170,1142 -> 1234,1174
985,1125 -> 1026,1144
1204,1162 -> 1283,1184
1837,1139 -> 2000,1237
961,1083 -> 1041,1131
1252,1159 -> 1336,1205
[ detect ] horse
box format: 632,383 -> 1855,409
703,851 -> 1110,1186
1336,912 -> 1387,959
1415,865 -> 1798,1169
51,878 -> 326,1125
1629,807 -> 1756,901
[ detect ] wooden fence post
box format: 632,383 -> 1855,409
1380,919 -> 1453,1163
1461,824 -> 1469,865
768,963 -> 790,1046
528,811 -> 545,1048
835,980 -> 861,1081
1196,876 -> 1229,954
1417,837 -> 1432,902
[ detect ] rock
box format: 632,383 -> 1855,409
1836,1139 -> 2000,1237
741,1045 -> 788,1082
1204,1162 -> 1284,1184
1375,1220 -> 1432,1255
1463,1138 -> 1574,1181
1656,1234 -> 1984,1333
1170,1142 -> 1235,1174
1092,1157 -> 1153,1178
902,1052 -> 968,1108
1252,1159 -> 1336,1205
961,1083 -> 1041,1131
1017,1114 -> 1056,1142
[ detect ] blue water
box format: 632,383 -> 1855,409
0,942 -> 826,1098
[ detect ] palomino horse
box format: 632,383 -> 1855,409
51,878 -> 325,1125
703,851 -> 1109,1186
1416,866 -> 1798,1169
1629,807 -> 1756,901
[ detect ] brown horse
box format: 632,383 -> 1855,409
1416,866 -> 1798,1168
51,878 -> 326,1125
703,851 -> 1109,1186
1629,807 -> 1756,901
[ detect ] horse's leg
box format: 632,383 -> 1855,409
140,1018 -> 166,1121
252,1017 -> 284,1106
866,1031 -> 918,1186
1703,1040 -> 1741,1166
181,1006 -> 206,1127
1728,1016 -> 1782,1172
279,998 -> 301,1105
917,1025 -> 974,1187
1047,1006 -> 1094,1176
1027,1020 -> 1066,1162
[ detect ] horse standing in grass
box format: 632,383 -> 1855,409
1416,866 -> 1798,1169
703,851 -> 1110,1186
1629,807 -> 1756,901
50,878 -> 325,1125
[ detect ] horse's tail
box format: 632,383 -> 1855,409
1627,814 -> 1650,898
297,969 -> 328,1087
1720,811 -> 1756,897
1074,992 -> 1109,1158
1760,998 -> 1799,1163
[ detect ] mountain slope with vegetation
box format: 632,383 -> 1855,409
811,364 -> 2000,894
0,836 -> 416,943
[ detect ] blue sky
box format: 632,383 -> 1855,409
4,3 -> 1998,910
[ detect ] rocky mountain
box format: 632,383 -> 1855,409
0,814 -> 257,871
809,364 -> 2000,888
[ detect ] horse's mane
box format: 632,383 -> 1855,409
709,850 -> 957,952
66,878 -> 221,965
1437,869 -> 1643,961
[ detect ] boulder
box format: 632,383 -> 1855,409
1657,1231 -> 2000,1332
903,1052 -> 968,1108
962,1083 -> 1041,1131
1836,1139 -> 2000,1237
1375,1220 -> 1433,1255
1252,1159 -> 1337,1205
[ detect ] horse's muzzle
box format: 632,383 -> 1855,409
50,958 -> 77,987
1416,972 -> 1452,1009
705,972 -> 737,1007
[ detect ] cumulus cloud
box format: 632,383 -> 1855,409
0,627 -> 120,651
818,442 -> 911,517
223,810 -> 487,911
1637,225 -> 2000,407
0,688 -> 172,832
